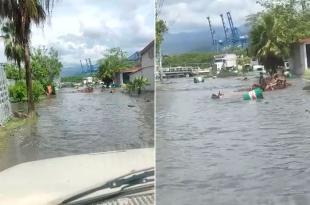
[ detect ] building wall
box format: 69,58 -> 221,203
0,67 -> 11,124
141,48 -> 154,69
130,66 -> 154,91
290,43 -> 308,75
129,44 -> 154,91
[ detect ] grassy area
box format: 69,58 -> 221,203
0,115 -> 37,135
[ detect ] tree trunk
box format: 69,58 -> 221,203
138,87 -> 141,95
17,60 -> 22,80
24,43 -> 35,114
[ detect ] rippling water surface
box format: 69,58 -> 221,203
156,76 -> 310,205
0,88 -> 154,171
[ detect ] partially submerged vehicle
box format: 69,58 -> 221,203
194,76 -> 204,83
252,65 -> 266,76
0,148 -> 154,205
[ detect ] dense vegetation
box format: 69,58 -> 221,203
162,47 -> 249,67
61,75 -> 85,83
162,52 -> 216,67
0,0 -> 56,113
249,0 -> 310,73
97,48 -> 133,86
5,47 -> 62,102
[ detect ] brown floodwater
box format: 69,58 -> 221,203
0,88 -> 154,171
156,76 -> 310,205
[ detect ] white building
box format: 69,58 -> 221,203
214,54 -> 237,71
290,38 -> 310,75
130,41 -> 154,91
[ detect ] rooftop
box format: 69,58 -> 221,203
299,37 -> 310,44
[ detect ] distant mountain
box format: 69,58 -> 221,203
61,64 -> 99,77
162,25 -> 249,55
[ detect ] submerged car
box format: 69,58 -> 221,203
252,65 -> 266,74
0,148 -> 154,205
194,76 -> 204,83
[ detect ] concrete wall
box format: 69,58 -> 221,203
129,44 -> 154,91
291,43 -> 309,75
130,67 -> 154,91
0,67 -> 11,124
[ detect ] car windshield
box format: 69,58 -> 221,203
61,168 -> 154,205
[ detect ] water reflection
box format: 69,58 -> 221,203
0,88 -> 154,171
156,77 -> 310,205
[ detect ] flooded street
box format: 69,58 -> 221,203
156,76 -> 310,205
0,88 -> 154,171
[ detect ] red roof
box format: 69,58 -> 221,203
121,66 -> 142,73
299,38 -> 310,44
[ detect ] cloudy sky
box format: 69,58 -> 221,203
0,0 -> 154,66
160,0 -> 263,33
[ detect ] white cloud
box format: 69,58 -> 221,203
0,0 -> 154,65
160,0 -> 263,33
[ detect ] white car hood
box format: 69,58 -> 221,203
0,148 -> 154,205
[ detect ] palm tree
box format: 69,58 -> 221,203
250,12 -> 287,73
133,76 -> 149,95
1,22 -> 24,80
0,0 -> 54,114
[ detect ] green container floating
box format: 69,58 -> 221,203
243,87 -> 263,100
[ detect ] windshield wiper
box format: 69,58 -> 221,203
61,167 -> 154,205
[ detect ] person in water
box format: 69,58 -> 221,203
258,72 -> 267,90
211,91 -> 224,99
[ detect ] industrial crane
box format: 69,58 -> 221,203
226,11 -> 240,44
206,16 -> 217,46
220,14 -> 229,44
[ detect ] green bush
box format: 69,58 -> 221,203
126,76 -> 149,95
9,81 -> 26,102
32,81 -> 45,102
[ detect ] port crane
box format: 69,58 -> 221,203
206,12 -> 248,50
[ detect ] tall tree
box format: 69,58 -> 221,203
1,22 -> 24,80
97,48 -> 131,87
155,20 -> 168,54
0,0 -> 54,114
249,2 -> 310,73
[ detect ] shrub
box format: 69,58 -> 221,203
125,76 -> 149,95
32,81 -> 45,102
9,81 -> 26,102
125,81 -> 136,95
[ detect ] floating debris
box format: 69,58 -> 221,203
243,87 -> 264,100
211,91 -> 224,99
259,73 -> 290,91
13,111 -> 28,119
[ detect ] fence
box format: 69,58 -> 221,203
0,66 -> 11,124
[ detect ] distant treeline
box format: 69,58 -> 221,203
162,48 -> 248,67
162,52 -> 216,67
61,75 -> 86,83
